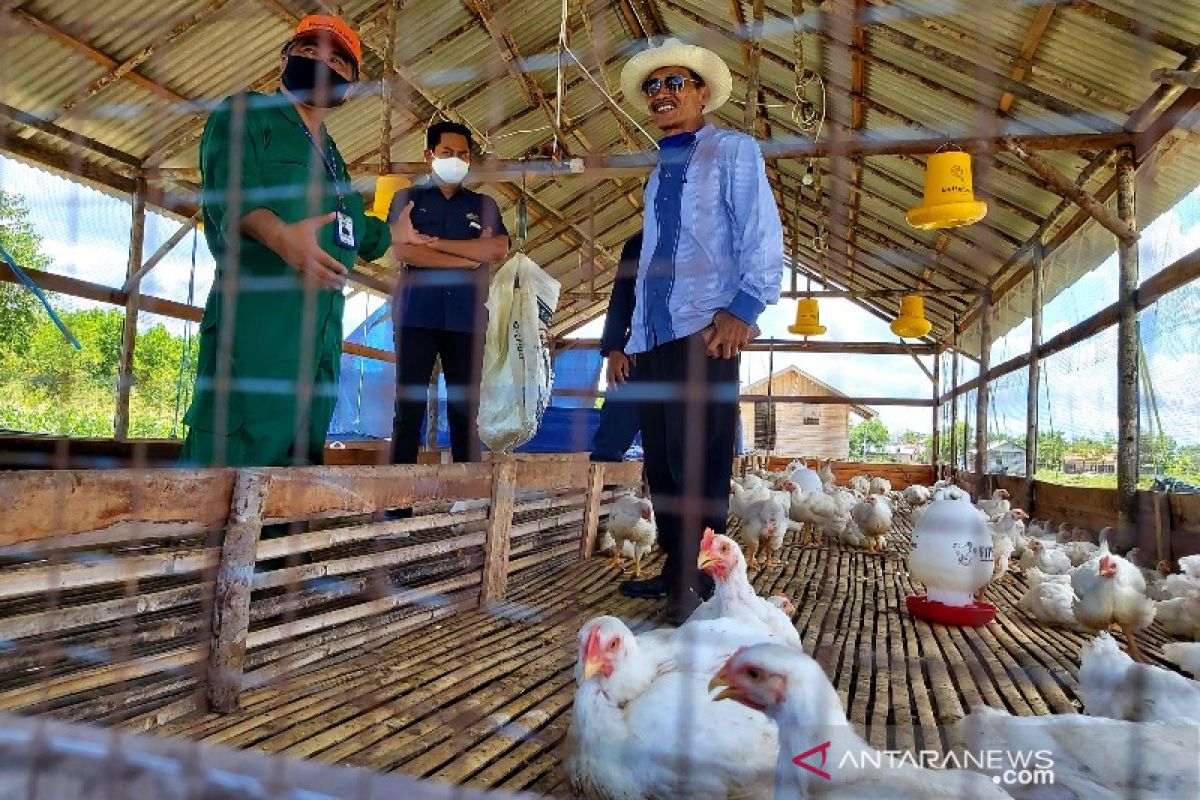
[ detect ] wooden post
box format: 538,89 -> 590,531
207,469 -> 269,713
949,317 -> 960,471
1116,148 -> 1140,541
580,462 -> 607,559
424,359 -> 441,453
114,177 -> 146,439
1026,244 -> 1044,499
931,347 -> 941,474
480,457 -> 517,606
975,292 -> 992,498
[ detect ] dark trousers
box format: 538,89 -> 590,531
391,326 -> 483,464
591,362 -> 642,462
636,332 -> 739,602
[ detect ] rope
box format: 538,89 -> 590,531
0,242 -> 80,349
169,228 -> 199,437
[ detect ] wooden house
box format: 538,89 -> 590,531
739,366 -> 876,459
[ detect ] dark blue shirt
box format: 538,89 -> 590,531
644,130 -> 699,349
388,179 -> 508,333
599,232 -> 643,356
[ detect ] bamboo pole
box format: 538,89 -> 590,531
975,292 -> 992,498
207,469 -> 269,713
1150,68 -> 1200,89
1116,148 -> 1140,543
1026,244 -> 1044,492
931,348 -> 941,474
481,458 -> 517,605
950,319 -> 960,471
114,177 -> 146,440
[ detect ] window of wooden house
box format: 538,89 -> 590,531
754,402 -> 776,449
802,404 -> 820,426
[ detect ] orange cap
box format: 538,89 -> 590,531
292,14 -> 362,68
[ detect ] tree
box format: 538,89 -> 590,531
0,189 -> 49,360
850,416 -> 890,460
1037,430 -> 1068,474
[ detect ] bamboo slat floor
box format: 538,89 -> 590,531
130,507 -> 1185,798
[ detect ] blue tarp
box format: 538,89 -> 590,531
330,305 -> 608,453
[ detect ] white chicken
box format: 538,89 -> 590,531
868,476 -> 891,495
901,484 -> 931,507
1071,535 -> 1156,661
1156,595 -> 1200,639
738,497 -> 789,569
1162,641 -> 1200,677
817,459 -> 836,490
596,529 -> 635,568
711,644 -> 1011,799
850,494 -> 892,553
565,617 -> 777,800
692,529 -> 802,649
1078,631 -> 1200,724
768,593 -> 796,617
1017,567 -> 1079,628
605,495 -> 657,578
978,510 -> 1029,601
729,478 -> 771,527
950,704 -> 1199,799
788,484 -> 842,547
975,488 -> 1010,521
1017,537 -> 1073,575
848,474 -> 871,496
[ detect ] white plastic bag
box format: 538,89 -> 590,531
477,253 -> 561,453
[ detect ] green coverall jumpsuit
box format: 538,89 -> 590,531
181,90 -> 391,467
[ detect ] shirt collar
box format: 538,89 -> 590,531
273,89 -> 330,144
659,123 -> 708,149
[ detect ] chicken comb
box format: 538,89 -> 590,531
701,527 -> 716,549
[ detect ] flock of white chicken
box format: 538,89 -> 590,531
570,470 -> 1200,798
728,460 -> 898,561
566,521 -> 1200,798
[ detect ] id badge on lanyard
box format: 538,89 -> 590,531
300,124 -> 356,251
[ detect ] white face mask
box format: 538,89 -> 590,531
431,156 -> 469,185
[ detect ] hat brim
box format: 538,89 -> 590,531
620,40 -> 732,115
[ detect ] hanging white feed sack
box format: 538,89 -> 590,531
478,252 -> 561,453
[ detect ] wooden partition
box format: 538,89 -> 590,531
759,457 -> 935,490
0,456 -> 642,726
955,469 -> 1200,562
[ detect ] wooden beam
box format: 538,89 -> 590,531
114,179 -> 146,441
561,338 -> 937,355
56,0 -> 230,117
974,291 -> 992,498
1115,148 -> 1139,543
580,462 -> 606,559
121,213 -> 201,293
1026,244 -> 1043,483
949,319 -> 960,469
931,348 -> 941,473
1000,137 -> 1137,244
207,469 -> 269,713
999,5 -> 1056,114
0,101 -> 140,169
481,457 -> 517,606
778,289 -> 980,299
11,9 -> 188,104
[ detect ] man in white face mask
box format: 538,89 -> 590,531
387,122 -> 510,479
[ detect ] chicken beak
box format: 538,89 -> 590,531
708,666 -> 740,703
697,548 -> 717,571
582,656 -> 606,681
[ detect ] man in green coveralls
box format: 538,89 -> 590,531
181,14 -> 432,467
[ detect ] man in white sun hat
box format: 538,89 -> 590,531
615,38 -> 783,623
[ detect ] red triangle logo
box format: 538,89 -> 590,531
791,740 -> 832,780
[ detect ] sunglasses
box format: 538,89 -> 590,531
640,74 -> 702,97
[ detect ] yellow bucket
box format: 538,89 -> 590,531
788,297 -> 827,336
369,175 -> 411,221
906,150 -> 987,230
891,294 -> 933,338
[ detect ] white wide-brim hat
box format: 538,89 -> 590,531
620,37 -> 733,114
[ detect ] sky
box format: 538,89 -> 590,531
3,152 -> 1199,443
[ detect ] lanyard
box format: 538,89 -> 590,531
296,123 -> 347,210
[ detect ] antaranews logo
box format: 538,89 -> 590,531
793,743 -> 1054,787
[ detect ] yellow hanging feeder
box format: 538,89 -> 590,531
788,297 -> 827,336
891,294 -> 933,339
368,175 -> 411,221
906,149 -> 987,230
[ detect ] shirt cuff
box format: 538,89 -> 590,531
725,290 -> 766,326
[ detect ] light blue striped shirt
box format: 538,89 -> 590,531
626,124 -> 784,355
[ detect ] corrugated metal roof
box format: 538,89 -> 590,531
0,0 -> 1197,341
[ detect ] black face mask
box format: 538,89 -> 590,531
281,55 -> 353,108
